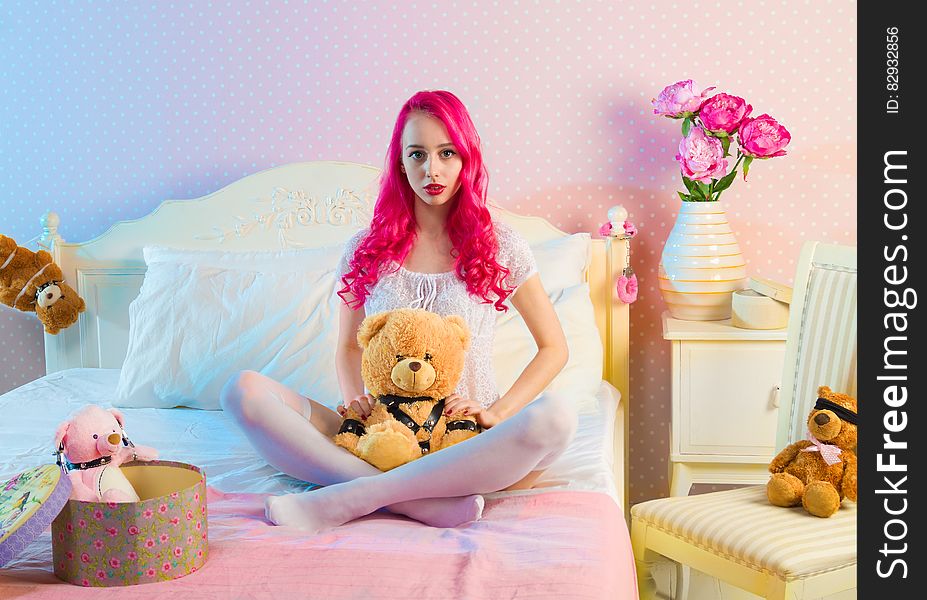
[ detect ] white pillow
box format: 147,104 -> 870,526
493,233 -> 603,413
531,233 -> 590,293
493,283 -> 603,413
115,245 -> 347,410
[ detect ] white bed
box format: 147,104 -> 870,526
0,161 -> 635,599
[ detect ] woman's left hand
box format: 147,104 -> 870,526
443,393 -> 501,429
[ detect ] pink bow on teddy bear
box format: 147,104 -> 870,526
54,405 -> 159,503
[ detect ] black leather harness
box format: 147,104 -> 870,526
54,434 -> 137,472
338,394 -> 480,455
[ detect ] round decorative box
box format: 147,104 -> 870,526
50,460 -> 208,587
1,465 -> 72,567
731,289 -> 790,329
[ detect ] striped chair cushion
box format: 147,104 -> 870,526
631,486 -> 856,580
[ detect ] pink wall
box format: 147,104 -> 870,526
0,1 -> 856,503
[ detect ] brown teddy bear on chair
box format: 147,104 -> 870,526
333,308 -> 481,471
0,234 -> 85,334
766,385 -> 857,517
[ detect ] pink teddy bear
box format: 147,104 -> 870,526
54,405 -> 159,503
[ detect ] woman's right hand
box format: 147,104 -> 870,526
337,393 -> 377,419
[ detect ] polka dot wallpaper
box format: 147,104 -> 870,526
0,1 -> 856,503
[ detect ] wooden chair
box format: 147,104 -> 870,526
631,242 -> 857,600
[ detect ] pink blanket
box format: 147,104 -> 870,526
1,487 -> 637,599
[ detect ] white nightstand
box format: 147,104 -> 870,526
662,312 -> 787,496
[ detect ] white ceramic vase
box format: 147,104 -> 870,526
659,201 -> 747,320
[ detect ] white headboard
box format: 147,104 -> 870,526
40,160 -> 632,512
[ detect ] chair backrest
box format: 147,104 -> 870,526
776,242 -> 857,449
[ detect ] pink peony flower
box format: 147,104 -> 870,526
162,562 -> 172,572
109,557 -> 121,568
107,502 -> 118,509
173,547 -> 183,557
128,526 -> 140,536
160,533 -> 169,544
106,527 -> 118,537
80,552 -> 91,563
699,93 -> 752,134
96,570 -> 106,580
623,221 -> 638,237
652,80 -> 716,118
93,539 -> 104,550
186,510 -> 194,521
82,579 -> 91,587
143,508 -> 154,519
597,222 -> 613,237
145,538 -> 155,548
93,510 -> 104,521
146,568 -> 156,577
170,517 -> 180,526
676,127 -> 728,183
66,551 -> 74,560
78,519 -> 86,528
158,504 -> 168,514
737,114 -> 791,159
66,522 -> 73,533
128,551 -> 138,560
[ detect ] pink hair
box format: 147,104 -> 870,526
338,90 -> 513,312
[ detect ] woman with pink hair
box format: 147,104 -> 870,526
221,90 -> 573,532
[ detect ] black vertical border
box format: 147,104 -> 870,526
859,1 -> 923,596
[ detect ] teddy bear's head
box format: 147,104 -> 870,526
807,385 -> 857,450
357,308 -> 469,399
34,278 -> 85,334
54,405 -> 127,464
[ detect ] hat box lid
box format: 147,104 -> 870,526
0,464 -> 72,567
748,276 -> 793,305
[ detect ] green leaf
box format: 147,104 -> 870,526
696,181 -> 710,197
721,136 -> 731,157
677,191 -> 690,202
742,156 -> 754,181
682,175 -> 697,194
713,169 -> 738,194
682,117 -> 692,137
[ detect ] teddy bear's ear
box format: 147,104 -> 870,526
817,386 -> 832,397
356,312 -> 392,349
109,408 -> 126,428
444,315 -> 470,350
54,421 -> 70,450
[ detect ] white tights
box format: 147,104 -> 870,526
266,387 -> 578,533
221,371 -> 485,528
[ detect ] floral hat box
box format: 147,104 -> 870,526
0,461 -> 208,587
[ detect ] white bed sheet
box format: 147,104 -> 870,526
0,368 -> 620,504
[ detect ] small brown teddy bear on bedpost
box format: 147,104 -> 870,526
766,385 -> 857,518
334,308 -> 480,471
0,234 -> 86,334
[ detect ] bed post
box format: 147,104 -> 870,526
601,205 -> 631,520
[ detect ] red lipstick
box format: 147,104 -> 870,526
424,184 -> 446,196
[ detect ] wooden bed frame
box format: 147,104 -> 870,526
35,161 -> 632,516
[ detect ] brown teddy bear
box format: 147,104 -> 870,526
0,234 -> 86,334
333,308 -> 480,471
766,385 -> 858,517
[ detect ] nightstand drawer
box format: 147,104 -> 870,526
676,340 -> 784,456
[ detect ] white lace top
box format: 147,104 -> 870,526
337,221 -> 538,408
